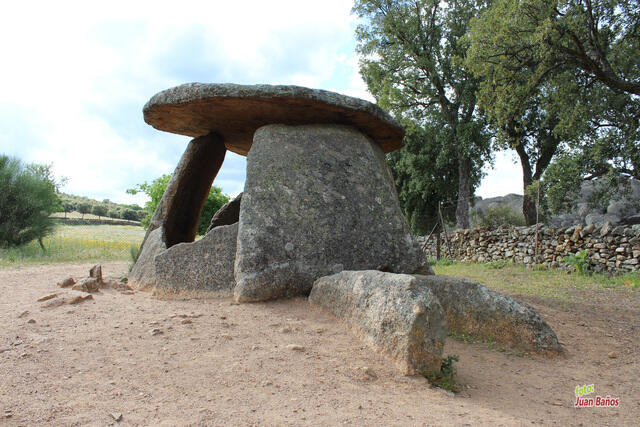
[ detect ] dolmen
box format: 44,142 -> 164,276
130,83 -> 562,376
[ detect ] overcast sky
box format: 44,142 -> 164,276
0,0 -> 521,206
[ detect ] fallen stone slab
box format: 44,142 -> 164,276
416,275 -> 562,353
234,124 -> 425,302
68,294 -> 94,305
37,293 -> 58,302
154,223 -> 237,294
309,270 -> 447,376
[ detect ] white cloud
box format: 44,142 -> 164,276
0,0 -> 363,204
476,150 -> 523,198
0,0 -> 520,206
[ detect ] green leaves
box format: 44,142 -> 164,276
0,155 -> 61,248
128,175 -> 229,235
354,0 -> 492,228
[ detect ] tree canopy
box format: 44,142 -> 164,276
466,0 -> 639,221
353,0 -> 493,229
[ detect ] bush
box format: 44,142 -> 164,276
564,250 -> 590,275
423,354 -> 460,393
108,209 -> 121,219
474,205 -> 526,228
0,155 -> 61,248
122,209 -> 139,221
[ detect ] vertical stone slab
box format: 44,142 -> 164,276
129,227 -> 167,289
154,223 -> 238,294
130,132 -> 226,288
141,131 -> 227,249
234,124 -> 424,302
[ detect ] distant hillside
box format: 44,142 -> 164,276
471,178 -> 640,227
56,193 -> 144,223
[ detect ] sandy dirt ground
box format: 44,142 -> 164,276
1,262 -> 639,426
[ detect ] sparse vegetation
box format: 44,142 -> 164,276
473,205 -> 526,228
129,243 -> 141,272
423,354 -> 460,393
563,250 -> 589,275
0,225 -> 144,267
433,261 -> 640,303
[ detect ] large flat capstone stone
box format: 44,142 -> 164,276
233,124 -> 425,302
310,270 -> 447,375
417,275 -> 562,353
154,223 -> 237,294
143,83 -> 404,156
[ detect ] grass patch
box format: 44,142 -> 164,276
432,261 -> 640,303
0,224 -> 145,268
423,355 -> 460,393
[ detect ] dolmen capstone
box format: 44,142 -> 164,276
129,83 -> 562,376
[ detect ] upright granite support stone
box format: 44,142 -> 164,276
129,227 -> 167,289
154,223 -> 238,294
310,270 -> 447,375
141,131 -> 226,249
234,124 -> 425,302
130,132 -> 226,288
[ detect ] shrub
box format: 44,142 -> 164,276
122,209 -> 139,221
474,205 -> 526,228
423,354 -> 460,393
0,155 -> 61,248
564,250 -> 590,275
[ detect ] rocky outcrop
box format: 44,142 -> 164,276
417,275 -> 562,353
234,124 -> 425,302
419,223 -> 640,274
154,223 -> 237,294
310,270 -> 447,375
470,178 -> 640,228
207,193 -> 242,232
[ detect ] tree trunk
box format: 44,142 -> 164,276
514,141 -> 537,226
522,180 -> 537,226
456,154 -> 471,229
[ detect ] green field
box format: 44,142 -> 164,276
0,224 -> 145,268
51,211 -> 140,223
432,259 -> 640,302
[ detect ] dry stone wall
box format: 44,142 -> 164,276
418,223 -> 640,274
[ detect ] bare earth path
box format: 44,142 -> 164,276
1,263 -> 638,426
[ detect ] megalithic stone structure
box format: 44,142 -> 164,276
129,83 -> 425,299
